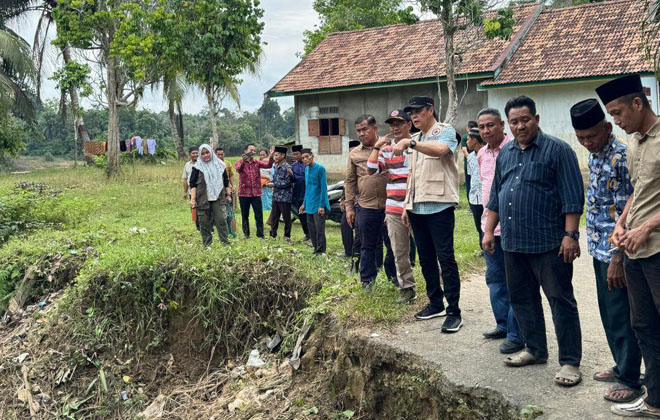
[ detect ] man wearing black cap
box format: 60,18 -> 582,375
340,140 -> 362,260
393,96 -> 463,333
571,99 -> 641,404
482,95 -> 584,386
291,144 -> 310,243
367,109 -> 417,303
345,115 -> 392,289
596,74 -> 660,418
269,146 -> 296,240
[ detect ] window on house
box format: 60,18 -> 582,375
307,117 -> 345,155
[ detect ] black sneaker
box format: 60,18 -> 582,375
415,304 -> 446,320
441,315 -> 463,333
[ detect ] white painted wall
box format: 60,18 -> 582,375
486,77 -> 660,166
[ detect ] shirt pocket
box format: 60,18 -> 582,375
641,159 -> 660,183
424,160 -> 445,196
523,162 -> 552,182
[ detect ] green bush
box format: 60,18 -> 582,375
61,238 -> 320,360
43,152 -> 55,162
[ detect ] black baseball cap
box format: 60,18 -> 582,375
385,109 -> 412,124
404,96 -> 434,113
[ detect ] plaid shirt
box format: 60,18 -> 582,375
235,158 -> 272,197
586,135 -> 633,263
487,131 -> 584,253
272,162 -> 295,203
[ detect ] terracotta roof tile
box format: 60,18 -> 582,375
269,4 -> 542,94
483,0 -> 654,86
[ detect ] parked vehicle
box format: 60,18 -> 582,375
291,181 -> 344,224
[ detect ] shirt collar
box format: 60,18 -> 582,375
633,117 -> 660,143
512,130 -> 542,150
485,134 -> 511,153
593,133 -> 616,159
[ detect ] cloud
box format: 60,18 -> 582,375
7,0 -> 319,115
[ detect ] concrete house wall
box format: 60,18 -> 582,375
294,79 -> 488,173
485,76 -> 660,166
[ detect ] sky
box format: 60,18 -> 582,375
8,0 -> 321,114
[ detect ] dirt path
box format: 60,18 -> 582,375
376,230 -> 631,419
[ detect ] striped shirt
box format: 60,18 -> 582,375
487,130 -> 584,253
367,142 -> 408,215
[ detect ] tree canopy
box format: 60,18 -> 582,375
302,0 -> 418,56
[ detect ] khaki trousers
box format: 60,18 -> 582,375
385,212 -> 415,289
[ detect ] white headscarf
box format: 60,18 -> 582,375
194,144 -> 226,201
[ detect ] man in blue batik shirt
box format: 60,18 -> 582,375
571,99 -> 642,404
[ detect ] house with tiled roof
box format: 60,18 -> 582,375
268,0 -> 658,170
480,0 -> 659,164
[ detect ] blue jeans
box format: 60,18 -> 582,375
485,237 -> 523,344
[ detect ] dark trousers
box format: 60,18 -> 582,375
341,209 -> 354,257
239,196 -> 264,238
197,200 -> 229,246
408,207 -> 461,316
465,170 -> 471,204
485,237 -> 523,344
410,235 -> 417,266
357,206 -> 385,285
270,201 -> 292,238
306,212 -> 326,254
378,222 -> 397,281
469,203 -> 484,249
593,258 -> 642,390
625,252 -> 660,407
503,248 -> 582,366
292,199 -> 309,238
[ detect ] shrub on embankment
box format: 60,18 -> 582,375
57,237 -> 319,361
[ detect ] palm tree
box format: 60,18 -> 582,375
162,70 -> 187,159
0,3 -> 37,119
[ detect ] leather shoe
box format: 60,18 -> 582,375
499,340 -> 525,354
482,328 -> 507,340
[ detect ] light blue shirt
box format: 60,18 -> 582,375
304,163 -> 330,213
411,125 -> 458,215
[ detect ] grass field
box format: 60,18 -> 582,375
0,160 -> 483,322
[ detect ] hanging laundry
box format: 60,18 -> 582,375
135,136 -> 144,155
146,138 -> 156,155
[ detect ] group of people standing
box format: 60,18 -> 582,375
182,143 -> 330,254
180,72 -> 659,418
340,74 -> 659,418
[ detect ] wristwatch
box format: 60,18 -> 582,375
564,231 -> 580,240
410,139 -> 417,149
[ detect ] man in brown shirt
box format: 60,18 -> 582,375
345,114 -> 392,289
597,74 -> 660,418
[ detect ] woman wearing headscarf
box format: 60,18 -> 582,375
189,144 -> 231,246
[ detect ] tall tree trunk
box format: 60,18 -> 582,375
205,84 -> 219,148
168,98 -> 185,159
441,3 -> 458,126
106,56 -> 121,177
62,44 -> 90,168
176,100 -> 184,147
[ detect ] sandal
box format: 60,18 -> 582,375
555,365 -> 582,387
604,383 -> 645,403
594,368 -> 617,383
504,350 -> 547,367
611,398 -> 660,418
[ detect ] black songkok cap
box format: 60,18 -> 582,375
570,99 -> 606,130
301,148 -> 312,154
274,146 -> 288,154
404,96 -> 434,113
385,109 -> 412,124
292,144 -> 303,152
596,74 -> 644,106
348,140 -> 360,149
